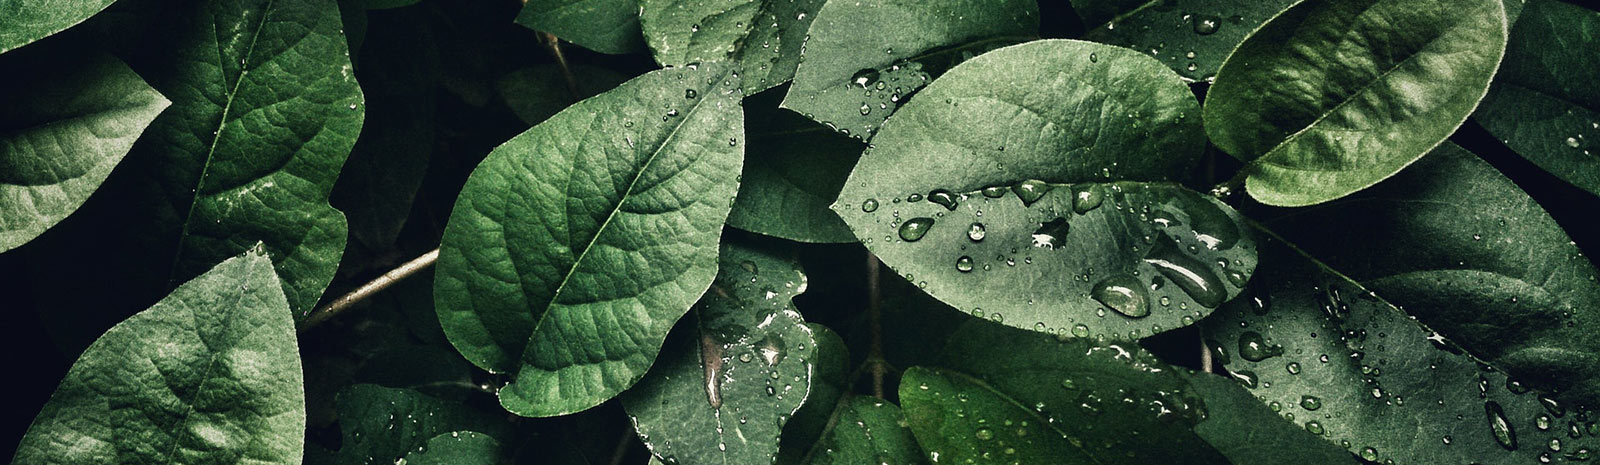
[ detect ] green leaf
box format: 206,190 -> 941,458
1184,372 -> 1361,465
403,431 -> 504,465
900,367 -> 1095,464
727,88 -> 862,243
621,241 -> 817,464
434,63 -> 744,417
316,384 -> 511,465
1204,0 -> 1508,206
919,320 -> 1229,464
12,248 -> 305,464
1474,0 -> 1600,197
497,64 -> 631,126
1074,0 -> 1300,82
639,0 -> 821,93
834,40 -> 1254,340
0,49 -> 169,252
796,397 -> 925,465
1200,238 -> 1599,463
780,0 -> 1038,140
1258,143 -> 1600,407
517,0 -> 647,55
130,0 -> 364,316
774,324 -> 849,465
0,0 -> 118,54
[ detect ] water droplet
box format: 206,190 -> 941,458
859,103 -> 872,115
975,427 -> 995,440
928,189 -> 959,210
982,186 -> 1008,198
967,222 -> 986,241
1032,218 -> 1070,249
685,89 -> 698,99
1568,137 -> 1582,148
1012,179 -> 1052,206
898,217 -> 934,241
1487,400 -> 1519,451
1237,331 -> 1283,362
1193,15 -> 1220,35
1071,184 -> 1104,214
1071,324 -> 1090,337
1089,53 -> 1099,63
1143,235 -> 1227,307
1286,362 -> 1301,374
851,69 -> 879,88
956,256 -> 974,273
1091,274 -> 1150,318
1360,447 -> 1379,462
861,199 -> 879,212
1300,395 -> 1322,411
1306,421 -> 1324,435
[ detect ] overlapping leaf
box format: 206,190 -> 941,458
434,63 -> 744,417
781,0 -> 1038,140
0,49 -> 169,252
727,88 -> 862,243
835,39 -> 1254,340
13,248 -> 304,465
622,241 -> 816,465
1205,0 -> 1508,206
309,384 -> 511,465
1073,0 -> 1299,82
1474,0 -> 1600,197
0,0 -> 119,53
517,0 -> 647,55
639,0 -> 821,94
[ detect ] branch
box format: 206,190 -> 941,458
298,248 -> 440,332
866,252 -> 885,399
540,32 -> 583,102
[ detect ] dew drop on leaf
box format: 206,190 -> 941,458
1487,400 -> 1518,451
927,189 -> 959,210
1090,274 -> 1150,318
898,217 -> 934,241
1011,179 -> 1052,206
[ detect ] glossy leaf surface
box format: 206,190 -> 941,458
1074,0 -> 1299,82
639,0 -> 821,93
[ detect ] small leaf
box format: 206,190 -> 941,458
0,0 -> 118,54
1201,238 -> 1599,463
900,367 -> 1096,464
402,431 -> 503,465
797,397 -> 926,465
497,64 -> 631,126
1184,372 -> 1360,465
622,241 -> 816,465
835,40 -> 1253,340
1473,0 -> 1600,197
517,0 -> 648,55
13,248 -> 304,465
0,49 -> 169,252
1075,0 -> 1300,82
639,0 -> 822,93
314,384 -> 511,465
434,63 -> 744,417
1259,143 -> 1600,407
780,0 -> 1038,140
1205,0 -> 1508,206
727,88 -> 862,243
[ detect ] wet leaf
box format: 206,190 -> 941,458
1205,0 -> 1508,206
835,40 -> 1253,341
1074,0 -> 1300,82
795,397 -> 925,465
0,49 -> 169,252
312,384 -> 511,465
621,240 -> 817,465
434,63 -> 744,417
13,248 -> 305,464
1259,143 -> 1600,408
1184,372 -> 1361,464
727,87 -> 862,243
780,0 -> 1038,140
639,0 -> 822,94
1474,0 -> 1600,197
517,0 -> 647,55
402,431 -> 504,465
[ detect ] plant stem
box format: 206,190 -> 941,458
867,252 -> 885,399
541,32 -> 582,102
1200,339 -> 1213,373
298,248 -> 440,331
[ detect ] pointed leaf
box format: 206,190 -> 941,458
797,397 -> 925,465
727,88 -> 862,243
315,384 -> 511,465
1200,238 -> 1599,463
0,49 -> 169,252
780,0 -> 1038,140
835,40 -> 1254,340
1204,0 -> 1508,206
622,241 -> 816,464
1474,0 -> 1600,197
13,248 -> 304,465
900,367 -> 1097,464
434,63 -> 744,417
517,0 -> 647,55
0,0 -> 118,53
639,0 -> 821,93
1184,372 -> 1361,465
1075,0 -> 1300,82
1259,143 -> 1600,407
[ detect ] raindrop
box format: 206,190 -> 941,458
1071,185 -> 1104,214
685,89 -> 698,99
1071,324 -> 1090,337
898,217 -> 934,241
1568,137 -> 1582,148
981,186 -> 1008,198
1091,274 -> 1150,318
1486,400 -> 1519,451
1300,395 -> 1321,411
928,189 -> 959,210
975,428 -> 995,441
1143,235 -> 1227,307
967,222 -> 986,241
956,256 -> 975,273
1193,15 -> 1220,35
861,199 -> 879,212
1306,421 -> 1324,435
1237,331 -> 1283,362
1012,179 -> 1052,206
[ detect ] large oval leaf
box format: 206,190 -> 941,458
516,0 -> 647,55
1202,238 -> 1600,463
1204,0 -> 1507,206
0,49 -> 169,252
0,0 -> 118,53
1474,0 -> 1600,197
835,40 -> 1254,340
434,63 -> 744,417
780,0 -> 1038,140
622,241 -> 817,465
639,0 -> 821,94
1074,0 -> 1299,82
1259,143 -> 1600,408
13,248 -> 304,465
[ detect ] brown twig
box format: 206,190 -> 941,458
866,252 -> 885,399
298,248 -> 440,331
540,32 -> 582,102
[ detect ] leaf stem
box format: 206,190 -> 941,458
298,248 -> 440,331
540,32 -> 582,102
867,251 -> 885,399
1200,339 -> 1213,373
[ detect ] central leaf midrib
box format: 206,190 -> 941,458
168,0 -> 277,286
157,266 -> 257,462
519,77 -> 726,369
